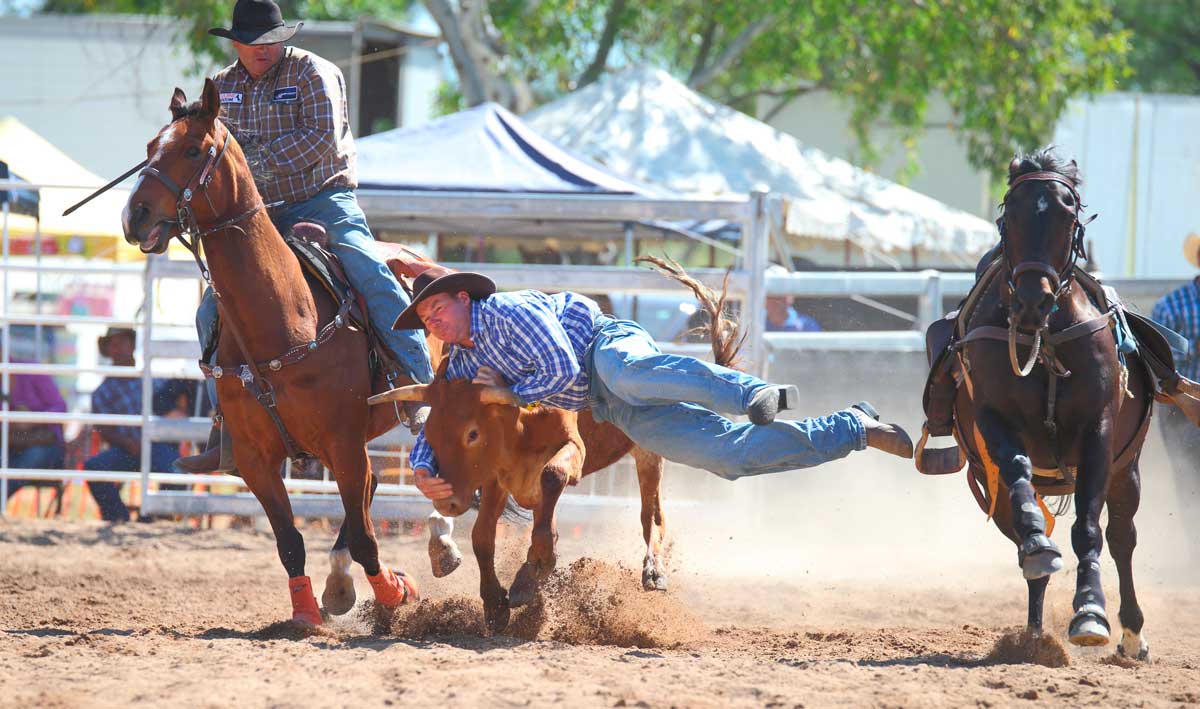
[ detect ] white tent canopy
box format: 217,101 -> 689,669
526,67 -> 996,267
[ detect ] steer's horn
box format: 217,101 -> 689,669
479,386 -> 523,407
368,384 -> 430,405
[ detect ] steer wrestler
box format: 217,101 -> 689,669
392,268 -> 914,504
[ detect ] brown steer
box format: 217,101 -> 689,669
371,257 -> 740,632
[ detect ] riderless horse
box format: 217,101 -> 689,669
921,150 -> 1155,659
120,80 -> 420,625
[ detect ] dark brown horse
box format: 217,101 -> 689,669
950,149 -> 1152,659
121,79 -> 421,625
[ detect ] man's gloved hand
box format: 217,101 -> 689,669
414,466 -> 454,501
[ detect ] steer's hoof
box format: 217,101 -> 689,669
1069,604 -> 1111,647
509,562 -> 543,608
484,596 -> 511,635
642,559 -> 669,591
321,571 -> 356,616
428,534 -> 463,578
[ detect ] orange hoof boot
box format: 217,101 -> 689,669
288,575 -> 323,626
367,566 -> 420,608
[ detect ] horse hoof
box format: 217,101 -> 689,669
428,535 -> 463,578
1021,551 -> 1064,580
321,572 -> 357,616
1069,606 -> 1111,647
1118,629 -> 1150,661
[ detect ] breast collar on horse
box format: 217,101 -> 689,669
956,170 -> 1107,485
139,121 -> 349,464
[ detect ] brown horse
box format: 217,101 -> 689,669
121,79 -> 421,625
949,149 -> 1152,659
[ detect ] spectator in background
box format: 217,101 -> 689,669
1,342 -> 68,493
82,328 -> 142,522
152,378 -> 202,491
765,264 -> 822,333
1151,233 -> 1200,558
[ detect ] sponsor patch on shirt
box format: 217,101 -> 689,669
272,86 -> 299,103
219,92 -> 243,104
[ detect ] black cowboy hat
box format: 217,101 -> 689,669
208,0 -> 302,45
392,267 -> 496,331
98,327 -> 137,357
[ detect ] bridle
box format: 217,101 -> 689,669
138,120 -> 277,284
995,170 -> 1096,376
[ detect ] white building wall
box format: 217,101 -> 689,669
765,91 -> 992,219
0,14 -> 205,179
1054,93 -> 1200,279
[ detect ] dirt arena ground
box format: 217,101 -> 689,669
1,495 -> 1197,709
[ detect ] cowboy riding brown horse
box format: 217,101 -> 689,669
121,79 -> 421,625
921,149 -> 1156,659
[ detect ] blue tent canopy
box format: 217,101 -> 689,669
356,103 -> 648,195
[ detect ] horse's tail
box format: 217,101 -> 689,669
635,255 -> 745,369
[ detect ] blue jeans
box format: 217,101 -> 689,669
196,187 -> 433,405
83,448 -> 135,522
586,317 -> 865,480
4,443 -> 66,496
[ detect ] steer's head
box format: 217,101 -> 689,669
372,377 -> 522,517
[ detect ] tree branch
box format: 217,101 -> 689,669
725,80 -> 820,107
578,0 -> 629,88
688,14 -> 775,90
421,0 -> 534,111
686,15 -> 718,86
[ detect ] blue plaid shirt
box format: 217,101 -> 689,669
91,377 -> 144,444
410,290 -> 601,475
1152,279 -> 1200,381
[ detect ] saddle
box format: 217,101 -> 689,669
918,257 -> 1200,479
203,222 -> 433,388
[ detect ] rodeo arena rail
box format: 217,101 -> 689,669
0,182 -> 1181,522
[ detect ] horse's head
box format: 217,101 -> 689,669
122,79 -> 242,254
998,148 -> 1086,331
371,377 -> 525,517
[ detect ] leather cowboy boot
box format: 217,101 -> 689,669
403,401 -> 430,435
172,422 -> 238,475
850,401 -> 915,459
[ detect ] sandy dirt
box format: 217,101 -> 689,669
1,510 -> 1197,709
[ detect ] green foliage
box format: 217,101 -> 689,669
1113,0 -> 1200,94
487,0 -> 1128,177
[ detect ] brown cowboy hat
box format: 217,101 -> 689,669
392,267 -> 496,331
209,0 -> 302,45
1185,232 -> 1200,269
98,327 -> 137,357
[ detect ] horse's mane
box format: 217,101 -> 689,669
1007,146 -> 1081,188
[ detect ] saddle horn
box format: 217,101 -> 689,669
368,384 -> 430,405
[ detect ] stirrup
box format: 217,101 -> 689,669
914,423 -> 966,475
